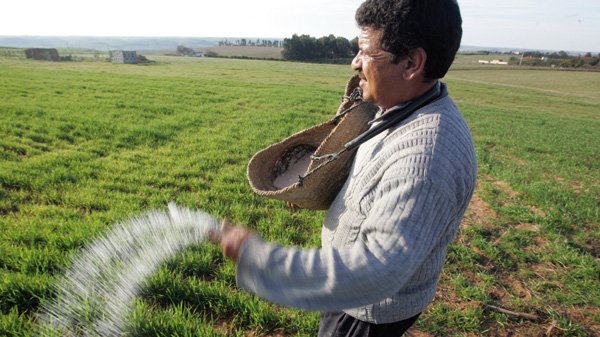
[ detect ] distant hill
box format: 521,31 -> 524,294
0,36 -> 226,51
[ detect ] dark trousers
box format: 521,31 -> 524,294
317,311 -> 420,337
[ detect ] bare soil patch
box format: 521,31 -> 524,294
438,181 -> 599,336
461,187 -> 498,228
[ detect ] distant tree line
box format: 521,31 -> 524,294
211,34 -> 361,64
218,39 -> 281,48
509,51 -> 600,69
281,34 -> 358,63
0,47 -> 26,58
177,45 -> 195,56
176,45 -> 207,57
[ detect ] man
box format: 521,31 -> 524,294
212,0 -> 476,336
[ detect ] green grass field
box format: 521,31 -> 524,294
0,55 -> 598,336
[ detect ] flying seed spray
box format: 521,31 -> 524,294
37,203 -> 220,336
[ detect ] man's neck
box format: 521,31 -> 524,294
381,80 -> 437,113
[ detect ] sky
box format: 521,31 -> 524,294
1,0 -> 599,52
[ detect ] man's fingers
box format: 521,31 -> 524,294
208,218 -> 229,244
208,218 -> 233,244
220,218 -> 233,232
208,229 -> 221,244
208,218 -> 252,262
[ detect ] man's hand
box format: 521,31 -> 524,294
210,219 -> 252,262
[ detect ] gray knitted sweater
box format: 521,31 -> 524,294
237,87 -> 477,323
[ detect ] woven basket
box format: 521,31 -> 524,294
246,75 -> 378,210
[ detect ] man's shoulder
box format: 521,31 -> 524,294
379,96 -> 476,175
383,95 -> 464,144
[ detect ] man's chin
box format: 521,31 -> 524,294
359,84 -> 371,101
361,91 -> 373,103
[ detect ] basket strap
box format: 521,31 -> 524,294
299,81 -> 444,186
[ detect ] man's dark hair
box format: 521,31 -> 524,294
355,0 -> 462,79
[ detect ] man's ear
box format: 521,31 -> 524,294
403,47 -> 427,80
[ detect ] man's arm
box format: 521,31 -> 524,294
213,177 -> 457,311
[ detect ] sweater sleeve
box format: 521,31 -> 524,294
235,177 -> 457,311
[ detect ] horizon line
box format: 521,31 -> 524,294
0,35 -> 597,54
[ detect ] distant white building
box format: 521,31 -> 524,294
478,59 -> 508,65
111,50 -> 137,64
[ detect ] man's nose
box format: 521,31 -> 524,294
351,54 -> 361,71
